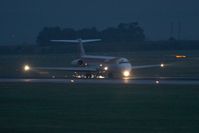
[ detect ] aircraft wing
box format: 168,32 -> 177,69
132,64 -> 165,69
26,66 -> 97,72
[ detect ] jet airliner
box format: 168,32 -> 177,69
24,39 -> 164,78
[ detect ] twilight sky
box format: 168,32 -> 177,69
0,0 -> 199,44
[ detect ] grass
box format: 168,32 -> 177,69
0,83 -> 199,132
0,50 -> 199,132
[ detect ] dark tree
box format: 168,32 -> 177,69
36,22 -> 145,46
62,28 -> 77,39
36,27 -> 63,46
77,27 -> 99,39
101,22 -> 145,42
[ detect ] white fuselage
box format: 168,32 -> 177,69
72,55 -> 132,78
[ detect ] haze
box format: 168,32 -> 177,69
0,0 -> 199,44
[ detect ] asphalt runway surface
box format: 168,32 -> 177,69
1,77 -> 199,85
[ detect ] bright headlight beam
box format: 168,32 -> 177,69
24,65 -> 30,72
160,63 -> 164,68
123,70 -> 130,77
104,66 -> 108,71
156,80 -> 160,84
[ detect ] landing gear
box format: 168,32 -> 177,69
85,73 -> 92,78
72,71 -> 107,79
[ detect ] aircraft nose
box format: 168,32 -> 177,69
119,63 -> 132,77
121,63 -> 132,71
123,65 -> 131,76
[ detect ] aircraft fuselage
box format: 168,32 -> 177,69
72,55 -> 132,78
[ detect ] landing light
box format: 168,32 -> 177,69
123,70 -> 130,77
160,64 -> 164,68
156,80 -> 160,84
104,66 -> 108,71
24,65 -> 30,72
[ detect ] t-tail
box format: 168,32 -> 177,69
51,39 -> 101,56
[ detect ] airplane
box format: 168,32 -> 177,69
23,39 -> 165,79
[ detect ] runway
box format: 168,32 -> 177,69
1,77 -> 199,85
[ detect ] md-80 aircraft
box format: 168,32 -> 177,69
24,39 -> 164,78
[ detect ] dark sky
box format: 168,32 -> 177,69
0,0 -> 199,44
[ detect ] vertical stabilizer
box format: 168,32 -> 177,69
78,39 -> 86,56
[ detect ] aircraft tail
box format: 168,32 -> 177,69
51,39 -> 101,56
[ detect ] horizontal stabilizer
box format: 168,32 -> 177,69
51,39 -> 101,44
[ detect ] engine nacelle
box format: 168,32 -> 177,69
71,59 -> 84,66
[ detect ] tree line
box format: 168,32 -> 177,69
1,40 -> 199,55
36,22 -> 145,46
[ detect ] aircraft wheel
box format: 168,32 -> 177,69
86,73 -> 92,78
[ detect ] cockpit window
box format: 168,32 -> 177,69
119,61 -> 128,64
117,58 -> 129,64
